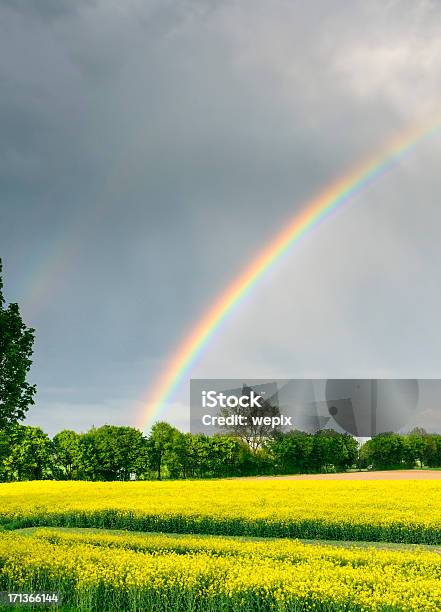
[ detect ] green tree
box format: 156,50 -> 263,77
101,425 -> 146,480
334,433 -> 359,470
2,425 -> 53,481
209,435 -> 250,477
78,426 -> 145,481
423,435 -> 441,467
146,422 -> 179,480
162,430 -> 189,479
78,427 -> 101,480
0,259 -> 36,431
312,430 -> 340,472
0,428 -> 9,481
185,433 -> 211,478
52,430 -> 82,479
361,432 -> 404,469
402,434 -> 427,468
267,431 -> 314,473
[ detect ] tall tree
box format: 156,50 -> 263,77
267,430 -> 314,473
78,425 -> 146,481
0,259 -> 36,430
52,430 -> 82,479
2,426 -> 53,481
147,422 -> 179,480
423,435 -> 441,467
311,430 -> 339,472
361,432 -> 404,469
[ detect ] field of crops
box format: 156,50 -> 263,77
1,479 -> 441,543
1,480 -> 441,610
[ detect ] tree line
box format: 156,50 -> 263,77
1,422 -> 440,482
360,429 -> 441,469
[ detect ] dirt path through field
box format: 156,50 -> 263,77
238,470 -> 441,481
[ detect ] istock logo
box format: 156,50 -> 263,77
201,390 -> 263,409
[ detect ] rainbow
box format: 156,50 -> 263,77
137,117 -> 441,431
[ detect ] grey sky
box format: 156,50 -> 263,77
1,0 -> 441,435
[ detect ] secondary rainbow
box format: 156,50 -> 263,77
138,116 -> 441,431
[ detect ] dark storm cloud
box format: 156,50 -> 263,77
0,0 -> 440,434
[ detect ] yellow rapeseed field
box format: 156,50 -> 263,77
1,480 -> 441,610
0,479 -> 440,542
0,528 -> 440,611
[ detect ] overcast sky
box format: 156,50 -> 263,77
2,0 -> 441,435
